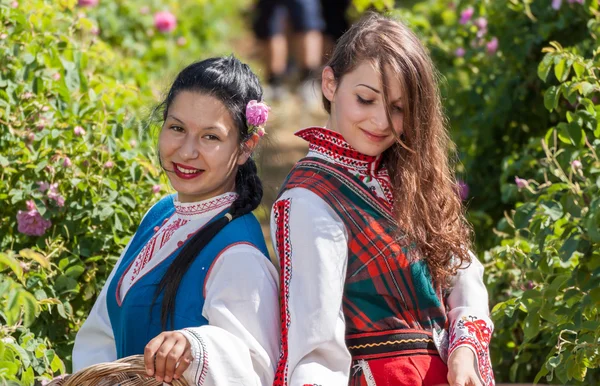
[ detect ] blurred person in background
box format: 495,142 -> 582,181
253,0 -> 324,108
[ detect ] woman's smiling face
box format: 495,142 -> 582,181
158,91 -> 251,203
322,61 -> 404,156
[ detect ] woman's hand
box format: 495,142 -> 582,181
447,346 -> 483,386
144,331 -> 193,383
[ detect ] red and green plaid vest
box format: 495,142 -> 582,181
279,157 -> 447,334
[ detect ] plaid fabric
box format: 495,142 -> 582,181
279,157 -> 447,335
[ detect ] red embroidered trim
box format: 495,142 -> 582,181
296,127 -> 394,206
273,199 -> 293,386
174,193 -> 237,216
449,316 -> 494,386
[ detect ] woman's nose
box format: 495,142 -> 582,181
178,136 -> 199,159
370,107 -> 388,131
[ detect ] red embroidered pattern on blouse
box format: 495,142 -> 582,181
449,316 -> 495,386
296,127 -> 394,206
273,198 -> 293,386
175,192 -> 238,216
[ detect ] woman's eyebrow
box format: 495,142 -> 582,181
356,83 -> 380,93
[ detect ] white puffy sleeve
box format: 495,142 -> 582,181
447,252 -> 495,386
179,243 -> 279,386
270,187 -> 352,386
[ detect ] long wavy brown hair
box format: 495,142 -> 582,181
323,12 -> 473,287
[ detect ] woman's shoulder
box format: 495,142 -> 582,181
137,194 -> 176,229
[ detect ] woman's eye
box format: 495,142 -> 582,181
204,134 -> 220,141
170,125 -> 184,132
357,95 -> 374,105
394,105 -> 403,113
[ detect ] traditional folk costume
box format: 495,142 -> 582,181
271,127 -> 494,386
73,192 -> 279,386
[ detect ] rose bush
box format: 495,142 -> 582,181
0,0 -> 243,384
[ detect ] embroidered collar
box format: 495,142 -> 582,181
296,127 -> 394,206
174,192 -> 238,217
295,127 -> 384,176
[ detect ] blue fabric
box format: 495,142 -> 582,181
106,195 -> 269,358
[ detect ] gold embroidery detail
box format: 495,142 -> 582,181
347,338 -> 433,350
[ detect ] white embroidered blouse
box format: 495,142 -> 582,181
73,192 -> 279,386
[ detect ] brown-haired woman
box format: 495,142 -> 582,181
270,12 -> 494,386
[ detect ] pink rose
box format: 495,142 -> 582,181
455,47 -> 466,57
52,73 -> 61,81
17,203 -> 52,236
11,1 -> 18,8
63,157 -> 72,167
474,17 -> 487,30
37,181 -> 50,193
571,159 -> 582,170
154,11 -> 177,33
104,160 -> 114,169
486,37 -> 499,55
246,100 -> 269,127
459,7 -> 474,25
152,184 -> 161,194
515,176 -> 529,190
78,0 -> 98,7
74,126 -> 85,136
552,0 -> 562,9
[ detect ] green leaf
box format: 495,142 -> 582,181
544,85 -> 561,111
541,200 -> 563,221
20,365 -> 34,386
0,252 -> 23,281
65,265 -> 84,279
572,62 -> 585,78
566,122 -> 584,146
554,58 -> 570,82
559,233 -> 579,262
18,290 -> 39,327
538,54 -> 554,82
18,249 -> 50,269
514,202 -> 536,229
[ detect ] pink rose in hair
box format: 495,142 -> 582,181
154,11 -> 177,33
246,100 -> 269,128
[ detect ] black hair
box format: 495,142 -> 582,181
152,55 -> 264,329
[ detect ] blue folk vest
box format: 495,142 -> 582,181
106,195 -> 269,358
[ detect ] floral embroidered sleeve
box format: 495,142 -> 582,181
447,253 -> 495,386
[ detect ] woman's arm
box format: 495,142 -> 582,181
446,253 -> 495,386
146,244 -> 280,385
271,188 -> 352,386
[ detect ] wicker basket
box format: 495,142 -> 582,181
47,355 -> 189,386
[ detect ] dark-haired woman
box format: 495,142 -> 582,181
73,56 -> 278,386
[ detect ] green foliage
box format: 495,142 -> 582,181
0,0 -> 243,383
486,41 -> 600,384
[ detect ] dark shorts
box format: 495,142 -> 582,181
321,0 -> 350,39
253,0 -> 325,39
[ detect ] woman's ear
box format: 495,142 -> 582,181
237,133 -> 260,165
321,66 -> 337,104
